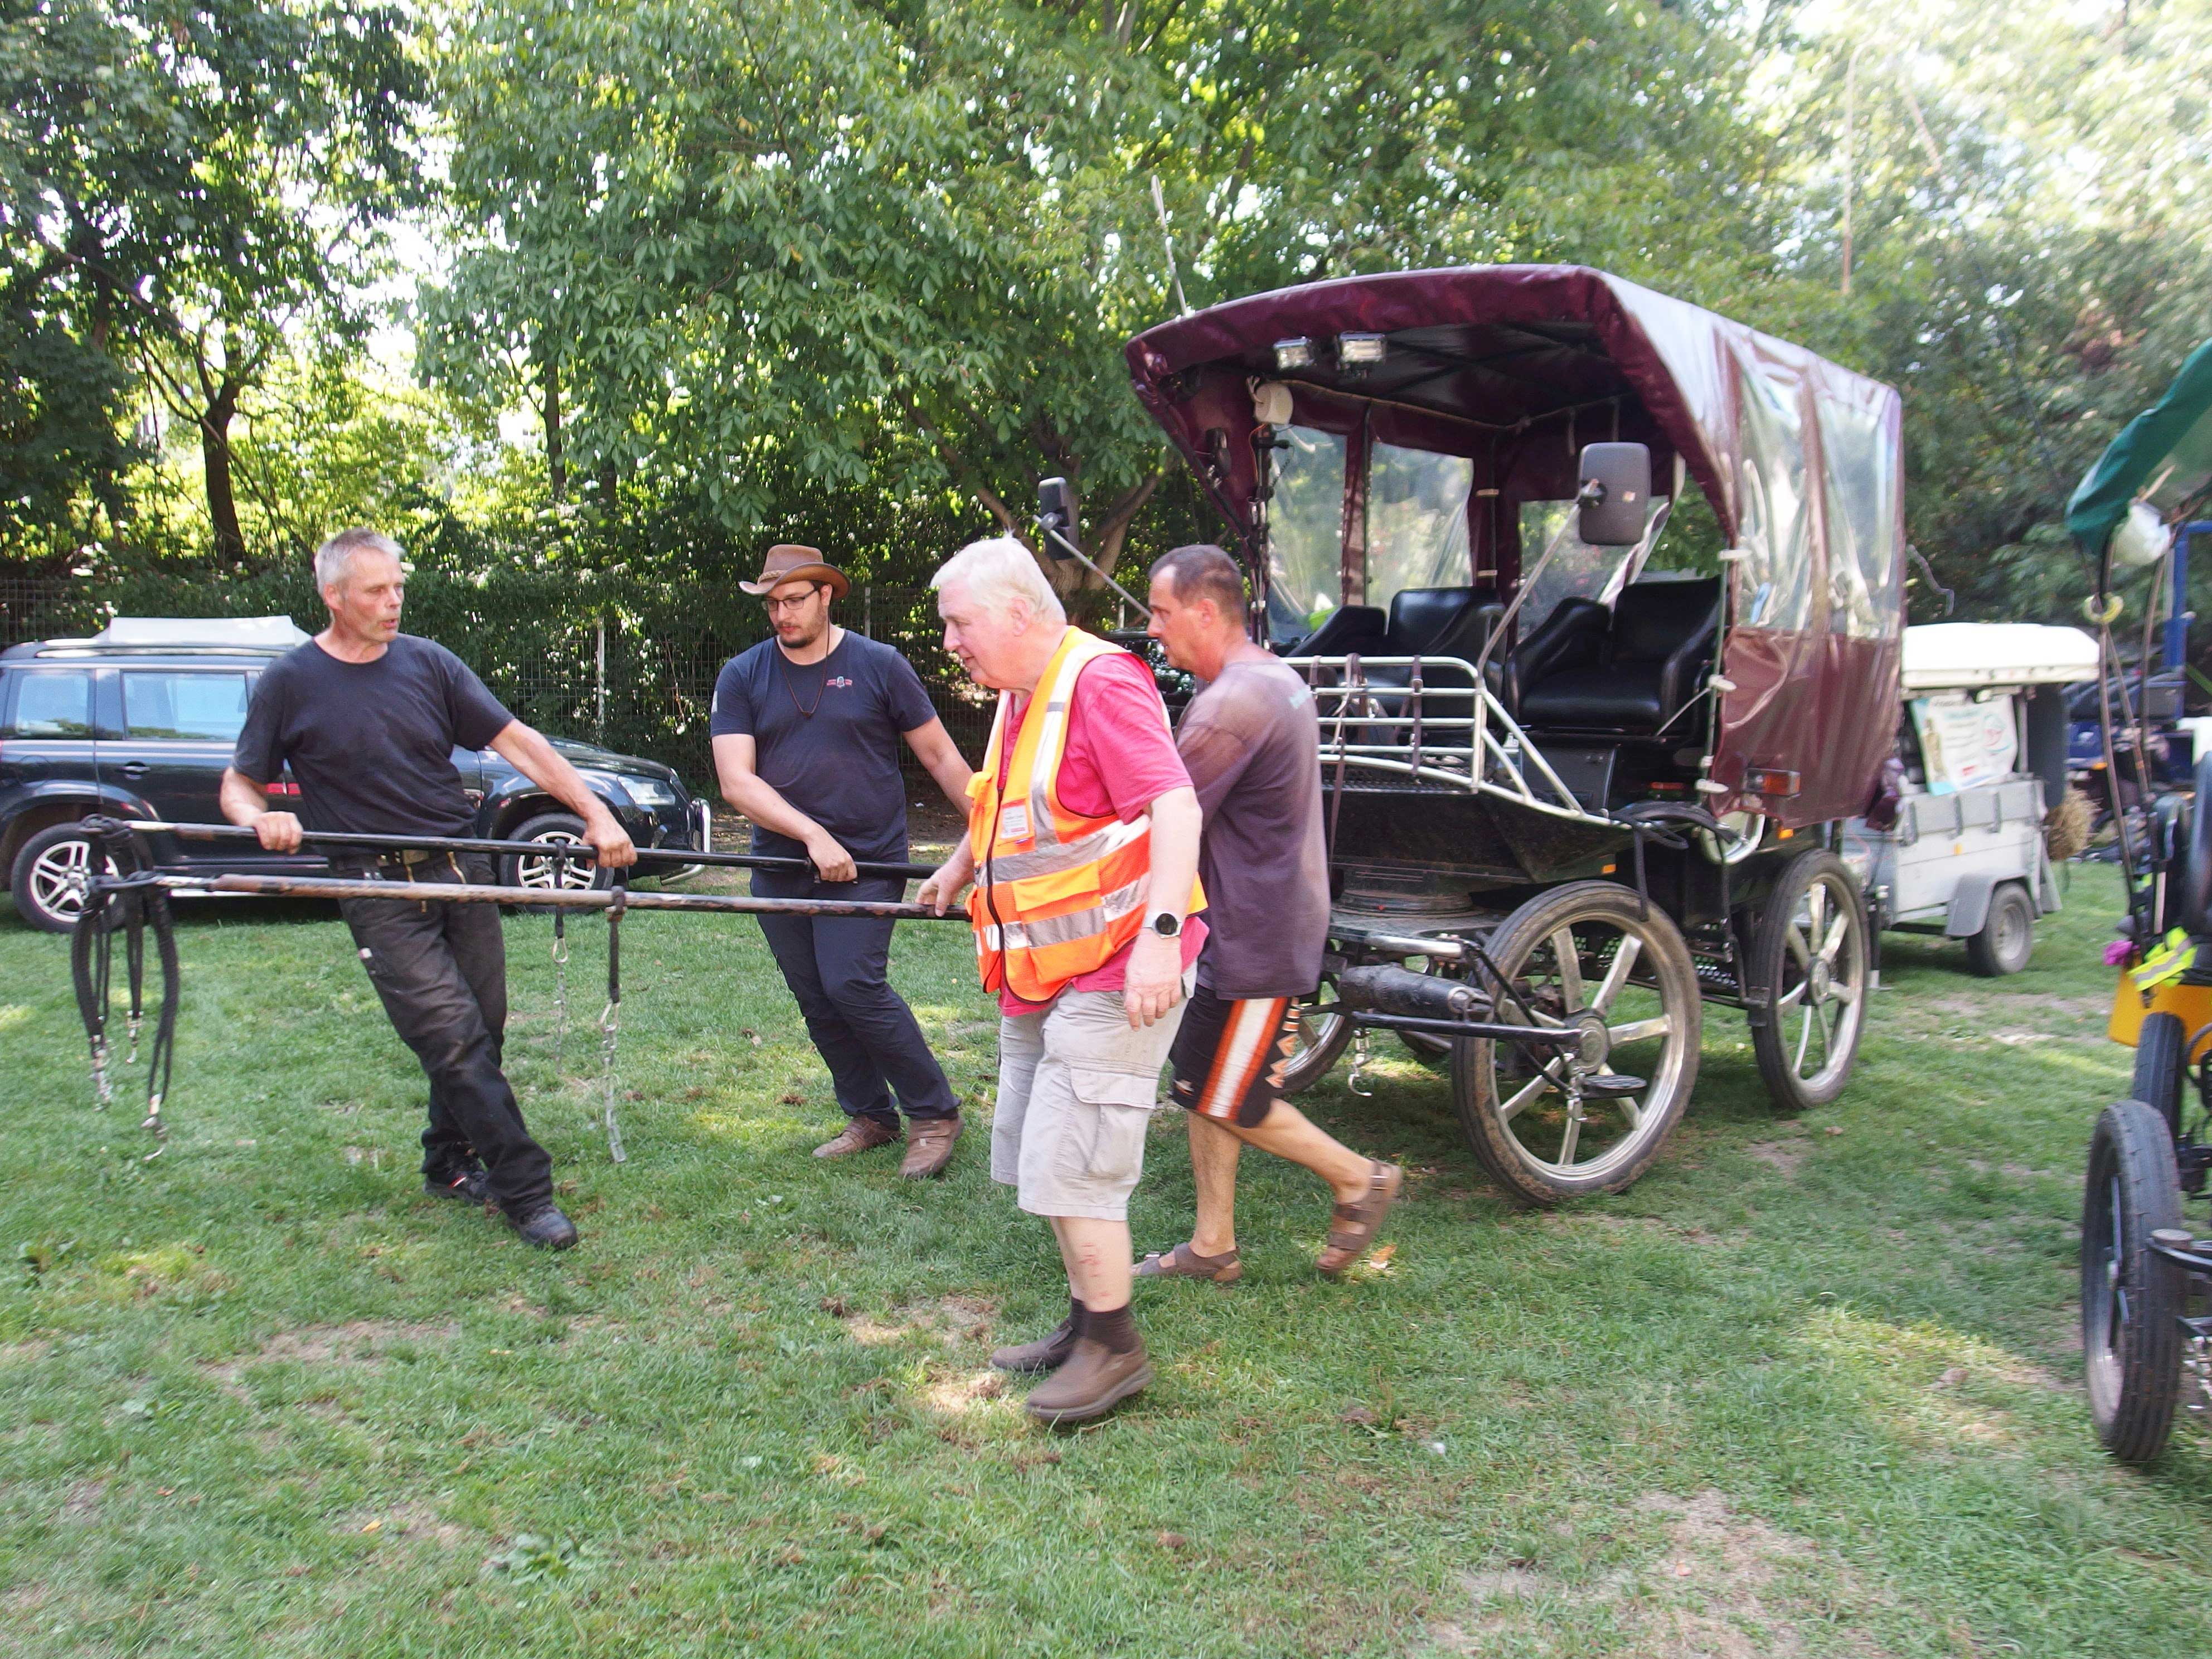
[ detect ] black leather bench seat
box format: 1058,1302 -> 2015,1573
1516,577 -> 1720,735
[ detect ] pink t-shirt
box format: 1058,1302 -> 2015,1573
993,649 -> 1207,1014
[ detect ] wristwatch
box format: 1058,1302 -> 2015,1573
1152,912 -> 1183,938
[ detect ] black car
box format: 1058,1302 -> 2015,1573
0,620 -> 710,932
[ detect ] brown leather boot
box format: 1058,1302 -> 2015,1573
989,1312 -> 1080,1374
899,1114 -> 963,1178
812,1117 -> 902,1160
1023,1335 -> 1152,1424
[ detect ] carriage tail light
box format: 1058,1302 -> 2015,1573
1745,768 -> 1801,797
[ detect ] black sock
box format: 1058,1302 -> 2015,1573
1067,1296 -> 1088,1337
1085,1302 -> 1139,1355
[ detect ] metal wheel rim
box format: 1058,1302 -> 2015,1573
28,838 -> 117,921
515,831 -> 596,891
1993,896 -> 2030,968
2083,1158 -> 2127,1419
1476,907 -> 1696,1183
1771,871 -> 1867,1094
1283,975 -> 1346,1084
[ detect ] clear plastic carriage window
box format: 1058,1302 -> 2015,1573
1366,443 -> 1473,614
1516,502 -> 1640,634
1264,426 -> 1348,643
1733,368 -> 1813,632
1817,399 -> 1901,640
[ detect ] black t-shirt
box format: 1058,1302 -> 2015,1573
232,635 -> 515,837
709,630 -> 937,864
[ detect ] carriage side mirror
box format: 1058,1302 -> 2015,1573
1037,477 -> 1080,562
1576,443 -> 1652,547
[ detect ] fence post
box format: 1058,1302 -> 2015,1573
595,614 -> 607,746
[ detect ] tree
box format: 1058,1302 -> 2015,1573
1,0 -> 429,566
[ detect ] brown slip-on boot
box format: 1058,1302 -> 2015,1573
1023,1337 -> 1152,1424
812,1117 -> 903,1160
990,1313 -> 1079,1374
1316,1160 -> 1404,1277
899,1114 -> 963,1178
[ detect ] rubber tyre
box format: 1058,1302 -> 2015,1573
10,820 -> 114,934
499,812 -> 609,894
2131,1011 -> 2188,1141
2082,1099 -> 2186,1465
1965,881 -> 2036,977
1749,848 -> 1871,1115
1449,881 -> 1701,1206
1277,974 -> 1354,1095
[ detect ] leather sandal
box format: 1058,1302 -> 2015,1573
1317,1161 -> 1403,1277
1135,1242 -> 1243,1284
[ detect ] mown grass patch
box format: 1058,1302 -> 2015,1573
2,866 -> 2209,1656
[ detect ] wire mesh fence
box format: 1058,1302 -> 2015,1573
0,569 -> 1093,792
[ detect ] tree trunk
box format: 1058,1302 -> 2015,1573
542,350 -> 565,501
1089,470 -> 1163,584
201,379 -> 245,566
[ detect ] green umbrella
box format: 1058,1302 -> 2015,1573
2068,339 -> 2212,566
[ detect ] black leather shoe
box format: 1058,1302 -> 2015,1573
425,1167 -> 489,1203
513,1205 -> 579,1250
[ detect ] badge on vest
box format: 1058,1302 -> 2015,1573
997,802 -> 1032,842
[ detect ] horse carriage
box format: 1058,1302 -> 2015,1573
1122,265 -> 1906,1205
2068,338 -> 2212,1463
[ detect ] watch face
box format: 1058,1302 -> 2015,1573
1153,913 -> 1180,937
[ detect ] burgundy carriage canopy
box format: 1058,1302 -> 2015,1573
1124,264 -> 1908,828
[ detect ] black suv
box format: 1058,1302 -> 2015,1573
1,622 -> 711,932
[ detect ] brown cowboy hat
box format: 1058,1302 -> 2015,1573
739,544 -> 850,600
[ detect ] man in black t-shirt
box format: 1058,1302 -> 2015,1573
222,527 -> 637,1250
711,544 -> 976,1177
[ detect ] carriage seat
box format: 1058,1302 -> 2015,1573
1516,577 -> 1721,734
1293,603 -> 1386,659
1361,588 -> 1507,707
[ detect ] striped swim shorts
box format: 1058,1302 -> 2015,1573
1167,983 -> 1299,1128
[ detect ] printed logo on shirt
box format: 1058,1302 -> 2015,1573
825,676 -> 854,689
998,802 -> 1032,842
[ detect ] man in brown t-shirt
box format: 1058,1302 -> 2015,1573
1135,545 -> 1401,1284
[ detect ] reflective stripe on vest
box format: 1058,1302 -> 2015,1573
966,628 -> 1202,1001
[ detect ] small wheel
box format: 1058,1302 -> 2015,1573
2082,1099 -> 2186,1464
1449,881 -> 1701,1206
2132,1012 -> 2188,1141
1277,972 -> 1354,1095
1750,849 -> 1870,1114
10,821 -> 120,934
1399,1029 -> 1452,1064
501,812 -> 607,893
1965,882 -> 2036,977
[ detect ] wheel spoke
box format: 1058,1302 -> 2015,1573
1551,929 -> 1585,1011
1499,1070 -> 1554,1122
1819,909 -> 1850,965
1775,981 -> 1808,1010
1794,1001 -> 1815,1073
1608,1015 -> 1672,1045
1826,980 -> 1858,1007
1592,936 -> 1644,1013
1613,1093 -> 1643,1131
1785,924 -> 1813,973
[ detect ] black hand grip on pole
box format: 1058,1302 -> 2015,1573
127,821 -> 941,882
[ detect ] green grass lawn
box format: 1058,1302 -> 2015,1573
3,862 -> 2210,1656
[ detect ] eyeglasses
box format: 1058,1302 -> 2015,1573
763,585 -> 825,614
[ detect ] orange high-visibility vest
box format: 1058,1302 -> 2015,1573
966,627 -> 1205,1003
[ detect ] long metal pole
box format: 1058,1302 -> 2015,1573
178,872 -> 966,920
126,820 -> 941,882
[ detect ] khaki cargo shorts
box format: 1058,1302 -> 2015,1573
991,976 -> 1192,1221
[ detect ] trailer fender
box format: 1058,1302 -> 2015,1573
1944,873 -> 2004,938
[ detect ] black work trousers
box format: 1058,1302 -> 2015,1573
751,868 -> 958,1128
338,856 -> 554,1216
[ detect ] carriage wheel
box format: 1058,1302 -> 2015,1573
1449,881 -> 1701,1206
1277,972 -> 1355,1096
1749,849 -> 1870,1114
2082,1099 -> 2186,1465
2131,1012 -> 2187,1141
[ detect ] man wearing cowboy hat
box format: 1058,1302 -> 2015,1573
712,544 -> 976,1175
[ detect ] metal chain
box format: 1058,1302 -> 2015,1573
1347,1027 -> 1374,1097
598,997 -> 626,1164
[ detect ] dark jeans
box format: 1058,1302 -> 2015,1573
338,856 -> 554,1216
751,867 -> 958,1128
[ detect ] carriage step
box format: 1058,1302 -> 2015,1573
1579,1073 -> 1646,1098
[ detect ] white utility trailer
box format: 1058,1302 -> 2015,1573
1841,623 -> 2097,976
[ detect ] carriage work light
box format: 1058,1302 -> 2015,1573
1745,768 -> 1802,797
1273,337 -> 1316,371
1337,332 -> 1388,366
